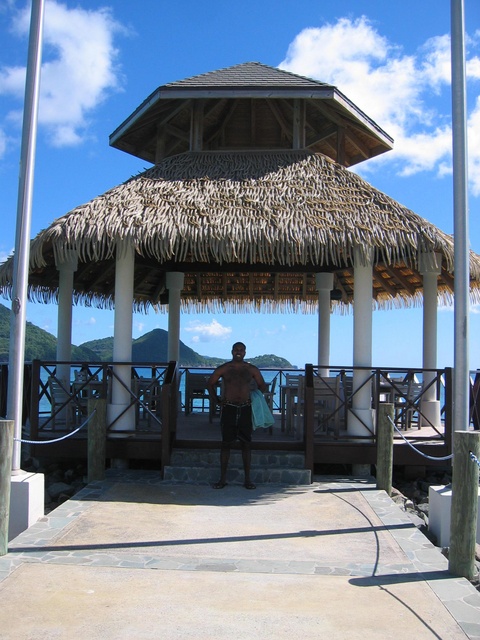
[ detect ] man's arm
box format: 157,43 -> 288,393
207,367 -> 223,405
251,366 -> 267,393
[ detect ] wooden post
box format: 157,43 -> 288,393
303,365 -> 314,478
87,398 -> 107,483
376,404 -> 394,496
449,431 -> 480,579
0,420 -> 14,556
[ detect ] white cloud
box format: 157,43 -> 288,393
73,315 -> 97,327
264,324 -> 287,336
184,318 -> 232,343
0,0 -> 125,148
134,320 -> 145,334
280,16 -> 480,194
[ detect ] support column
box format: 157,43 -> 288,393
350,247 -> 374,441
166,272 -> 184,362
55,250 -> 77,387
419,252 -> 442,428
108,240 -> 135,437
315,273 -> 333,377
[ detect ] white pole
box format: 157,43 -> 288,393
7,0 -> 45,472
109,240 -> 135,432
450,0 -> 470,434
419,252 -> 442,428
56,251 -> 78,387
315,273 -> 333,377
166,272 -> 185,362
351,247 -> 374,437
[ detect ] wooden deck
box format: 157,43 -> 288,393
28,406 -> 450,470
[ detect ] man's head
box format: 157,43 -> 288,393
231,342 -> 246,361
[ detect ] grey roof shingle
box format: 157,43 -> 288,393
163,61 -> 332,89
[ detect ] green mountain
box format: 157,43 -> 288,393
82,329 -> 225,367
0,303 -> 293,367
248,354 -> 293,368
0,303 -> 97,362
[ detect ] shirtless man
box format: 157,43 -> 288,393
207,341 -> 267,489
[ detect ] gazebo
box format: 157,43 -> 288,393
1,62 -> 480,442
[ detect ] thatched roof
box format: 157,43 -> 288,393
1,150 -> 479,313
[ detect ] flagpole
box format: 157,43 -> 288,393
450,0 -> 470,435
8,0 -> 45,472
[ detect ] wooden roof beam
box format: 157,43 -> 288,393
333,274 -> 349,302
344,129 -> 370,159
382,264 -> 417,296
135,99 -> 191,135
251,99 -> 256,145
441,267 -> 454,291
306,123 -> 337,147
151,273 -> 166,304
164,123 -> 190,142
265,99 -> 292,140
196,272 -> 202,299
373,269 -> 399,298
309,98 -> 347,128
293,99 -> 306,149
80,262 -> 115,292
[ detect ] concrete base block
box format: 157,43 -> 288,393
352,464 -> 372,477
9,472 -> 44,541
429,484 -> 480,547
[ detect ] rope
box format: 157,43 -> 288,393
15,410 -> 96,445
387,415 -> 453,461
470,451 -> 480,471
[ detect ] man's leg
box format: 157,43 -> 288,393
241,441 -> 256,490
213,443 -> 230,489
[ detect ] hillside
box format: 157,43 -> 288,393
81,329 -> 225,367
0,303 -> 292,367
0,303 -> 97,362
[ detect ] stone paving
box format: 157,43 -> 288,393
1,471 -> 480,639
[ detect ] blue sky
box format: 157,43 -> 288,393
0,0 -> 479,369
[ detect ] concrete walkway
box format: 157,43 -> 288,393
1,471 -> 480,639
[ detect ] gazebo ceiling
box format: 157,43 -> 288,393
109,62 -> 394,168
1,150 -> 479,313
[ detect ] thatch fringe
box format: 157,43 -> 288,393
0,150 -> 479,312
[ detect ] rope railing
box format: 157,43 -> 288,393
14,409 -> 96,445
387,415 -> 453,461
469,450 -> 480,472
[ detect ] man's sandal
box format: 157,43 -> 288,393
212,481 -> 227,489
244,482 -> 256,490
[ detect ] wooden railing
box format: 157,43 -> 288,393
302,364 -> 454,475
1,360 -> 478,474
28,360 -> 172,439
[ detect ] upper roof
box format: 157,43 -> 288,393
161,61 -> 332,88
109,62 -> 393,167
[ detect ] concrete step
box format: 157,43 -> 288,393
170,448 -> 307,469
163,448 -> 311,485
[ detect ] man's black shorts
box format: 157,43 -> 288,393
220,402 -> 252,443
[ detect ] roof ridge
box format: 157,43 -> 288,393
163,61 -> 332,88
